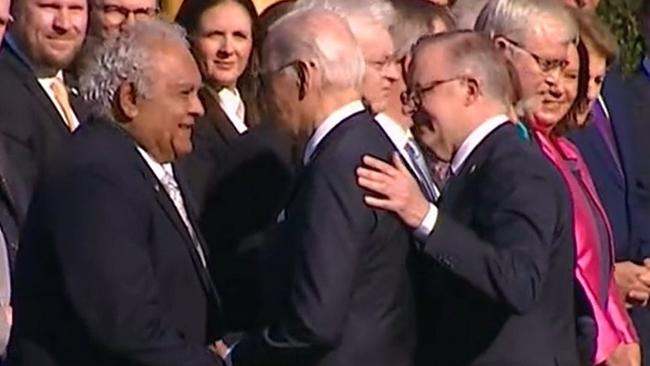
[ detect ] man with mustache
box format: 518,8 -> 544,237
0,0 -> 89,199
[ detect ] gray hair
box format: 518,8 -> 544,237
475,0 -> 578,44
412,31 -> 515,107
452,0 -> 490,30
265,8 -> 365,90
78,19 -> 188,120
294,0 -> 395,40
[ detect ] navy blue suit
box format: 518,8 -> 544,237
570,65 -> 650,365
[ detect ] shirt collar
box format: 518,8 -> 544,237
374,113 -> 410,149
136,146 -> 174,181
303,100 -> 365,165
451,114 -> 509,175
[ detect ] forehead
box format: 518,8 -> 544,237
99,0 -> 155,8
28,0 -> 87,7
410,43 -> 448,83
522,17 -> 572,58
150,41 -> 201,83
355,21 -> 394,59
200,1 -> 252,27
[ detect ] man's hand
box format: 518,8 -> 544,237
614,261 -> 650,307
605,342 -> 641,366
209,339 -> 230,359
356,153 -> 431,228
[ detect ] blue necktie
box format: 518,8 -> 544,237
404,138 -> 439,201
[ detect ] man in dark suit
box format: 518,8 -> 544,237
0,0 -> 89,197
0,0 -> 29,356
216,8 -> 416,366
357,32 -> 579,366
7,20 -> 226,366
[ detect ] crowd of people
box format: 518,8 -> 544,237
0,0 -> 649,365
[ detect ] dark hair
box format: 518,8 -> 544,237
555,8 -> 615,135
256,0 -> 296,46
175,0 -> 263,125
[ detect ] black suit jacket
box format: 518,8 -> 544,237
0,42 -> 89,197
178,89 -> 297,331
230,111 -> 416,366
7,118 -> 225,366
415,124 -> 578,366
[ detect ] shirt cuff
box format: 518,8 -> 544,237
414,203 -> 438,241
224,342 -> 238,366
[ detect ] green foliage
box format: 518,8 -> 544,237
598,0 -> 646,74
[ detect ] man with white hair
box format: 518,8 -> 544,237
7,19 -> 227,366
294,0 -> 399,114
220,8 -> 416,366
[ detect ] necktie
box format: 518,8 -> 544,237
159,172 -> 207,267
404,138 -> 439,201
50,78 -> 77,131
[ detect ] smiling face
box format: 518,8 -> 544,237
123,40 -> 205,163
192,0 -> 253,90
12,0 -> 87,74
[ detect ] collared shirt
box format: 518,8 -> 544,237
416,114 -> 508,241
218,87 -> 247,134
302,100 -> 366,165
136,146 -> 175,181
450,114 -> 509,174
37,71 -> 81,130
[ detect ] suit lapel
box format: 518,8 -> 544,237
200,87 -> 240,145
2,46 -> 71,135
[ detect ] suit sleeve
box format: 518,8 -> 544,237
232,154 -> 375,366
48,168 -> 222,366
423,168 -> 559,314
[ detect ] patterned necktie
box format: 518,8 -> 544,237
50,78 -> 77,131
159,172 -> 207,267
404,138 -> 439,201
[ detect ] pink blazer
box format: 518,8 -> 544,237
533,130 -> 637,364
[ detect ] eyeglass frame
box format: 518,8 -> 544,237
498,35 -> 569,74
98,4 -> 159,24
401,76 -> 469,111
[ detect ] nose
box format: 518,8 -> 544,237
53,8 -> 72,33
543,67 -> 562,86
383,59 -> 400,83
122,11 -> 137,29
189,93 -> 205,118
218,35 -> 234,56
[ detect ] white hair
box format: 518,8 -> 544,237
78,19 -> 188,120
294,0 -> 395,40
475,0 -> 578,44
265,8 -> 365,90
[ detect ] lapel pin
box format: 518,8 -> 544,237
469,164 -> 477,174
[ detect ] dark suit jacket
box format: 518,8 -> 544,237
178,88 -> 297,331
230,111 -> 416,366
7,118 -> 225,366
0,42 -> 89,198
415,124 -> 578,366
0,137 -> 28,270
570,65 -> 650,366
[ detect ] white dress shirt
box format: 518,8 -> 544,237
374,113 -> 441,198
218,87 -> 247,134
303,100 -> 366,165
136,147 -> 207,267
416,114 -> 509,240
37,71 -> 81,131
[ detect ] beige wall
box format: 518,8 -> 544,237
162,0 -> 282,20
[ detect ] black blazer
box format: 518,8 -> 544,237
414,123 -> 578,366
178,88 -> 297,331
7,118 -> 225,366
0,42 -> 89,197
231,111 -> 416,366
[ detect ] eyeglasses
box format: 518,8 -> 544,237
100,4 -> 159,24
401,76 -> 466,110
501,37 -> 569,74
365,55 -> 398,72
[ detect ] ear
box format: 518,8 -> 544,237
493,36 -> 514,60
295,60 -> 314,101
117,82 -> 139,121
463,77 -> 481,106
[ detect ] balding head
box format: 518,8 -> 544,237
260,8 -> 364,137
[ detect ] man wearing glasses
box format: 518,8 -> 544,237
89,0 -> 158,39
355,30 -> 579,366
